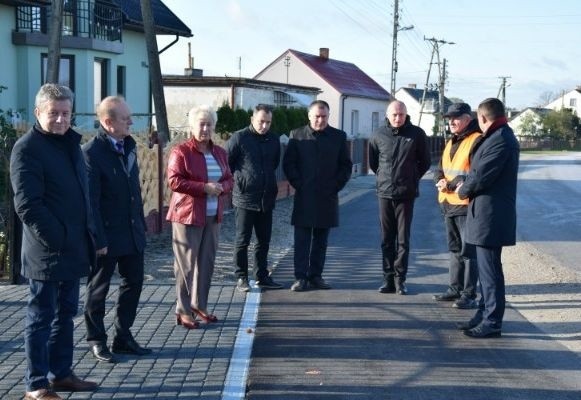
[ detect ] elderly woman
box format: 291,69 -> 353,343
166,105 -> 233,329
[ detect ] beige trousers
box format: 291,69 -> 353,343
172,217 -> 219,315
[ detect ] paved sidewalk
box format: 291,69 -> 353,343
0,176 -> 370,400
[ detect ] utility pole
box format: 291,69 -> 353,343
46,0 -> 64,83
418,37 -> 454,135
390,0 -> 413,95
497,76 -> 511,105
140,0 -> 169,144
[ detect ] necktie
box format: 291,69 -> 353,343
115,140 -> 124,155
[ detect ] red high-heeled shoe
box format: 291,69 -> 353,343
191,308 -> 218,323
176,313 -> 200,329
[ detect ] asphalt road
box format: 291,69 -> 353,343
245,169 -> 581,400
516,152 -> 581,274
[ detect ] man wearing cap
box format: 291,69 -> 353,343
369,100 -> 431,295
433,103 -> 481,309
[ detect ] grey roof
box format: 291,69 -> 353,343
111,0 -> 192,37
398,87 -> 453,111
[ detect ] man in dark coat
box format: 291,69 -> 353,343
10,84 -> 98,400
369,100 -> 431,295
83,96 -> 151,362
456,97 -> 519,338
283,100 -> 352,292
226,104 -> 283,292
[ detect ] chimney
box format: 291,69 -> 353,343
319,47 -> 329,60
408,83 -> 417,89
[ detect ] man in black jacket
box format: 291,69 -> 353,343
11,84 -> 98,400
227,104 -> 283,292
456,98 -> 519,338
83,96 -> 151,362
369,100 -> 431,295
283,100 -> 352,292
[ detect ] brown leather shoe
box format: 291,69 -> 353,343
24,388 -> 62,399
50,373 -> 98,392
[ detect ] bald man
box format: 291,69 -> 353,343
369,101 -> 431,295
83,96 -> 151,362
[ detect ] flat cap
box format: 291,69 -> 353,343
443,103 -> 471,118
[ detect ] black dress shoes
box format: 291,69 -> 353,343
433,289 -> 460,301
112,337 -> 152,355
378,280 -> 396,293
90,343 -> 116,363
463,323 -> 502,338
256,276 -> 283,289
309,277 -> 332,290
396,282 -> 408,295
456,312 -> 484,330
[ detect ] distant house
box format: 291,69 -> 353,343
162,75 -> 319,132
254,48 -> 392,138
544,87 -> 581,116
395,85 -> 452,136
0,0 -> 191,131
509,107 -> 551,137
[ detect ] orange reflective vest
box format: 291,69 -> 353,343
438,132 -> 481,205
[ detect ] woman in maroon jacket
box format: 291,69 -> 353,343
166,105 -> 233,329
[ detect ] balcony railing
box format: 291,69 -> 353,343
15,0 -> 123,42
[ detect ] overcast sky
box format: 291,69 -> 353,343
158,0 -> 581,110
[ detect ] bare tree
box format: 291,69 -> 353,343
536,91 -> 557,107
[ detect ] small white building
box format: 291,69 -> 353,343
509,107 -> 550,137
254,48 -> 391,138
395,85 -> 452,136
544,87 -> 581,116
162,75 -> 319,132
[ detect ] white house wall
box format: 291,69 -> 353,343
545,90 -> 581,116
163,86 -> 232,132
509,109 -> 545,137
163,84 -> 318,133
256,53 -> 343,128
342,97 -> 387,138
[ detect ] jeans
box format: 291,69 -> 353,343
233,207 -> 273,281
293,226 -> 330,280
25,279 -> 79,391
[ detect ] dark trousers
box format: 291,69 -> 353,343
475,245 -> 505,329
378,197 -> 414,283
293,226 -> 330,280
445,214 -> 478,298
84,252 -> 144,345
25,279 -> 79,391
233,207 -> 273,281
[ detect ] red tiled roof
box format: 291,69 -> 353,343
288,49 -> 391,101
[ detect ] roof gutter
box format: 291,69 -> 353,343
340,94 -> 349,131
158,35 -> 180,55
